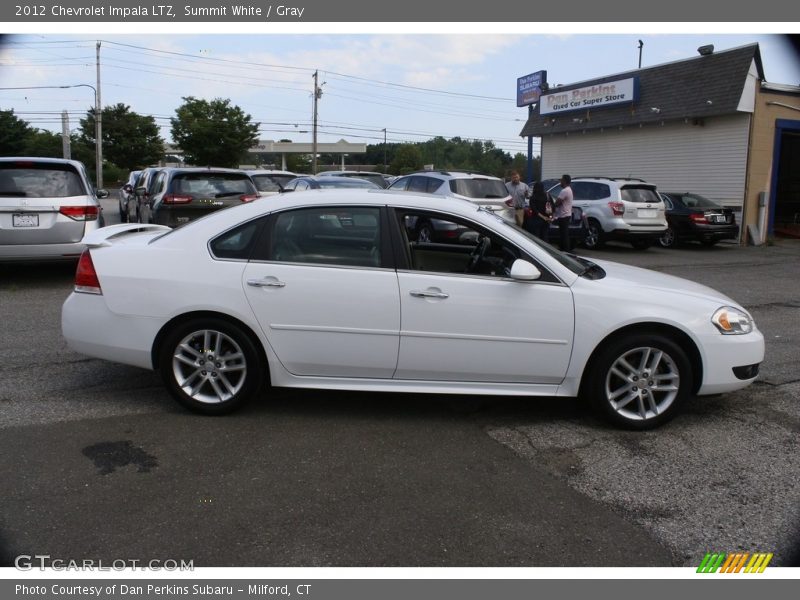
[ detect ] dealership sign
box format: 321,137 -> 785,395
517,70 -> 547,107
540,77 -> 639,115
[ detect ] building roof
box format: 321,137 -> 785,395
519,44 -> 764,137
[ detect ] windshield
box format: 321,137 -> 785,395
173,173 -> 256,197
449,178 -> 508,199
620,186 -> 660,204
0,163 -> 86,198
477,206 -> 587,276
252,174 -> 294,192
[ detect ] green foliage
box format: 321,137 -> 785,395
79,103 -> 164,171
170,97 -> 259,168
0,109 -> 33,155
390,144 -> 423,175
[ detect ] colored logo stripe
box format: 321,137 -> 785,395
697,552 -> 773,573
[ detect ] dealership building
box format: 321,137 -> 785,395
520,43 -> 800,243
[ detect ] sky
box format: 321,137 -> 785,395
1,32 -> 799,158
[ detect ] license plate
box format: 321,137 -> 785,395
711,215 -> 726,223
637,209 -> 657,218
13,213 -> 39,228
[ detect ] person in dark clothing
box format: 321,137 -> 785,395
527,181 -> 553,241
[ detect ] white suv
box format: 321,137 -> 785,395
547,177 -> 667,249
388,170 -> 514,223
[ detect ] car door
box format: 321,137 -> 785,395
391,209 -> 575,384
242,205 -> 401,379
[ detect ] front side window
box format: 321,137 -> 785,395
269,206 -> 382,268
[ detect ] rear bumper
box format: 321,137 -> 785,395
0,242 -> 86,261
684,224 -> 739,242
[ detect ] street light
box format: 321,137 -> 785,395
0,84 -> 102,189
382,128 -> 387,173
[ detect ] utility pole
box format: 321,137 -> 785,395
95,41 -> 103,188
312,70 -> 320,175
61,110 -> 71,159
382,128 -> 387,173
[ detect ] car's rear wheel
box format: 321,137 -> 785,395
159,318 -> 264,415
583,219 -> 604,249
659,226 -> 677,248
585,334 -> 691,429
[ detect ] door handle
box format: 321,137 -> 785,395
247,278 -> 286,288
410,289 -> 449,299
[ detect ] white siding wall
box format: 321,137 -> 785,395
541,114 -> 751,208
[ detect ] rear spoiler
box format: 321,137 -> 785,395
81,223 -> 172,248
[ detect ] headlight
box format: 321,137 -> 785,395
711,306 -> 754,335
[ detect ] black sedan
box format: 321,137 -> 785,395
658,192 -> 739,248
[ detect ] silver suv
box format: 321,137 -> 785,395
547,177 -> 667,249
388,170 -> 514,224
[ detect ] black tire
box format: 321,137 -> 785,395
583,219 -> 605,249
159,318 -> 264,415
658,227 -> 677,248
630,239 -> 651,250
583,333 -> 692,430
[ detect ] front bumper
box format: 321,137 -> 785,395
696,329 -> 765,395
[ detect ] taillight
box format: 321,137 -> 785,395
608,201 -> 625,216
240,194 -> 259,203
74,249 -> 102,295
60,205 -> 99,221
163,194 -> 193,204
689,212 -> 708,224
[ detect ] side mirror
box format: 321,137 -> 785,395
95,189 -> 109,199
509,259 -> 541,281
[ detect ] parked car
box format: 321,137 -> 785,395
546,177 -> 667,250
247,169 -> 297,197
658,192 -> 739,248
62,188 -> 764,430
118,170 -> 140,222
137,167 -> 259,227
281,175 -> 381,192
523,205 -> 589,247
316,170 -> 390,189
0,157 -> 107,261
388,170 -> 515,224
131,167 -> 163,223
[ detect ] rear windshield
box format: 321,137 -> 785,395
172,173 -> 256,197
620,186 -> 661,204
252,174 -> 294,192
338,173 -> 387,188
0,162 -> 86,198
678,193 -> 720,209
449,179 -> 508,199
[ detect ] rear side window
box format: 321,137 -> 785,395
620,186 -> 661,204
209,218 -> 265,260
449,178 -> 507,199
0,162 -> 86,198
571,182 -> 610,200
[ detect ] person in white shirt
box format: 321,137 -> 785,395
554,174 -> 574,251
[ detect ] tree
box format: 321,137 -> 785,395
390,144 -> 423,175
24,129 -> 64,157
79,103 -> 164,171
0,109 -> 33,155
170,97 -> 259,168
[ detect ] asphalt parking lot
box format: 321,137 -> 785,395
0,200 -> 798,568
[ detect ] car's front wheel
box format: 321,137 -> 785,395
159,318 -> 264,415
584,333 -> 691,429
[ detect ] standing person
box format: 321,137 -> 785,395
505,170 -> 530,227
554,174 -> 574,251
528,181 -> 553,241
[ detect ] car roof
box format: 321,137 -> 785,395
397,170 -> 502,181
0,157 -> 86,169
247,169 -> 297,176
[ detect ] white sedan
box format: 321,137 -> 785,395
61,189 -> 764,429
